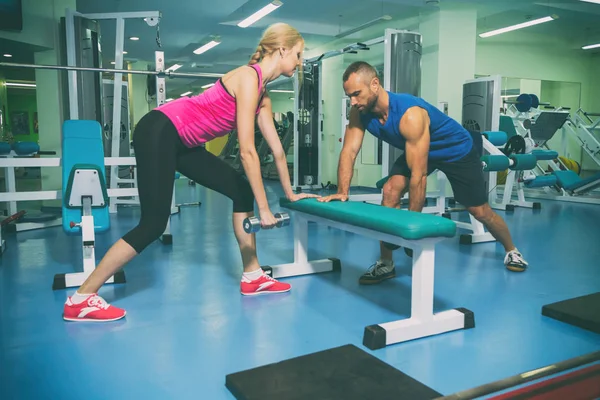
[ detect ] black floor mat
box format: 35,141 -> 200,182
542,292 -> 600,334
225,344 -> 442,400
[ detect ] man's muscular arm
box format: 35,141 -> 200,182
319,107 -> 365,202
337,107 -> 365,195
401,106 -> 430,212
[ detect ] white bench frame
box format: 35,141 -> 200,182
264,210 -> 474,350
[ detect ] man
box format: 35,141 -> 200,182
318,61 -> 528,284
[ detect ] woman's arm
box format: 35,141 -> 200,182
233,68 -> 275,224
257,93 -> 295,199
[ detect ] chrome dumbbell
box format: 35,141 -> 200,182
243,212 -> 291,233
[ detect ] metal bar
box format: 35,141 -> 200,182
436,350 -> 600,400
82,11 -> 160,20
0,62 -> 223,79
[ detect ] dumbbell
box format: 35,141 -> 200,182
243,212 -> 290,233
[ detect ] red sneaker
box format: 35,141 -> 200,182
63,293 -> 126,322
240,274 -> 291,296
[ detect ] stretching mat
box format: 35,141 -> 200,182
542,292 -> 600,334
225,344 -> 442,400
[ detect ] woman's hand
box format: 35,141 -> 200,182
286,192 -> 321,202
259,208 -> 278,229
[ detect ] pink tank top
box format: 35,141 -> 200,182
156,64 -> 264,148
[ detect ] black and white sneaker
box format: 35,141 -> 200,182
358,260 -> 396,285
504,249 -> 528,272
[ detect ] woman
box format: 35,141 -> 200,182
63,22 -> 317,322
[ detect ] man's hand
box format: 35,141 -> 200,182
317,193 -> 348,203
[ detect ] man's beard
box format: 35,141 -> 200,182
361,93 -> 378,114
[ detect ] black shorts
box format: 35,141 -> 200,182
389,141 -> 487,208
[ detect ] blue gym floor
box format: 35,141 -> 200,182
1,179 -> 599,399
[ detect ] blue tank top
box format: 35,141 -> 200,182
359,92 -> 473,162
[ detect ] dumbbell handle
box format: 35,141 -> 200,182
243,212 -> 290,234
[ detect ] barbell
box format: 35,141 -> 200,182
0,61 -> 223,79
503,93 -> 551,113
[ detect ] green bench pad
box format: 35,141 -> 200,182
279,198 -> 456,240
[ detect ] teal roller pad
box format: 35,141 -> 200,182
0,142 -> 10,155
509,154 -> 537,170
62,120 -> 110,235
524,175 -> 557,188
531,149 -> 558,160
12,141 -> 40,155
483,131 -> 507,146
375,176 -> 389,189
481,155 -> 509,172
279,198 -> 456,240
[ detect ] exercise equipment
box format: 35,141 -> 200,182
264,198 -> 473,349
52,120 -> 125,290
242,212 -> 290,234
225,344 -> 442,400
542,292 -> 600,334
439,350 -> 600,400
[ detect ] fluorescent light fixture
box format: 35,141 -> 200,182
111,61 -> 116,65
193,40 -> 221,55
582,43 -> 600,49
238,0 -> 283,28
270,89 -> 294,93
123,51 -> 128,54
479,15 -> 558,38
335,15 -> 392,39
166,98 -> 174,102
129,36 -> 139,41
580,0 -> 600,4
201,83 -> 215,89
166,63 -> 183,72
180,91 -> 192,96
5,82 -> 36,88
3,54 -> 12,57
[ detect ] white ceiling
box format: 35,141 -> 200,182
2,0 -> 600,97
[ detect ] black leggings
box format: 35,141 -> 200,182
122,110 -> 254,253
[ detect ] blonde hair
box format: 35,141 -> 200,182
248,23 -> 303,65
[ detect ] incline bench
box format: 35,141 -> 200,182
263,198 -> 474,350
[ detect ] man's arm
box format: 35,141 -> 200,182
400,106 -> 430,212
337,106 -> 366,196
256,93 -> 295,199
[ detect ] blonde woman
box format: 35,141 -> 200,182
63,23 -> 316,322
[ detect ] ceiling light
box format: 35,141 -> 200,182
193,40 -> 221,55
580,0 -> 600,4
5,82 -> 36,88
166,63 -> 183,72
582,43 -> 600,49
270,89 -> 294,93
238,0 -> 283,28
3,54 -> 12,57
123,51 -> 128,54
180,91 -> 192,96
129,36 -> 139,41
479,15 -> 558,38
335,15 -> 392,39
201,83 -> 215,89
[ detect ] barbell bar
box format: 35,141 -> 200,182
0,61 -> 224,79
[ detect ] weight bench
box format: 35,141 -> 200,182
266,198 -> 474,350
52,120 -> 125,290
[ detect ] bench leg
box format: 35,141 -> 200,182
363,243 -> 474,350
262,214 -> 341,279
52,214 -> 125,290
